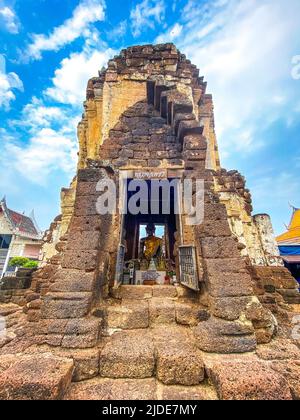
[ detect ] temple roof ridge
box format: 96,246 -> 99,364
0,198 -> 43,240
277,205 -> 300,245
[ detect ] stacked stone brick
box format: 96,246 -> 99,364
0,44 -> 299,400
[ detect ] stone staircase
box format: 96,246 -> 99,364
62,285 -> 295,401
62,284 -> 218,399
95,286 -> 205,382
1,286 -> 298,400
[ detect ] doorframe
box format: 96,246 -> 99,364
114,168 -> 185,288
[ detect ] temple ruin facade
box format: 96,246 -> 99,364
0,44 -> 300,401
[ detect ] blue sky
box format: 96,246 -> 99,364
0,0 -> 299,235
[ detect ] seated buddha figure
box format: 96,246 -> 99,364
139,223 -> 163,269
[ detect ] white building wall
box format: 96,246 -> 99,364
0,214 -> 43,276
0,213 -> 13,234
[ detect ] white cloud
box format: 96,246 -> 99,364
156,22 -> 182,43
2,127 -> 78,185
1,101 -> 79,185
131,0 -> 166,37
0,4 -> 19,34
0,25 -> 115,187
24,0 -> 106,61
157,0 -> 300,156
107,20 -> 127,40
0,55 -> 23,109
45,44 -> 115,105
20,97 -> 63,129
1,93 -> 80,185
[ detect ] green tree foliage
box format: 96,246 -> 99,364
9,257 -> 38,269
23,260 -> 39,269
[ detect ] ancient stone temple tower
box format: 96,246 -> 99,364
1,44 -> 300,401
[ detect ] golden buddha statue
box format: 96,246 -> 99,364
139,223 -> 163,269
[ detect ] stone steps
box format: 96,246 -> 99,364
64,377 -> 218,400
116,285 -> 178,300
99,330 -> 155,379
98,326 -> 206,386
100,285 -> 201,331
206,359 -> 293,400
74,285 -> 208,387
0,353 -> 74,400
105,300 -> 150,330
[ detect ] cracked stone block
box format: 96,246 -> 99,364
0,354 -> 74,400
100,330 -> 155,379
208,361 -> 292,400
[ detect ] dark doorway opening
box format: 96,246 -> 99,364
123,179 -> 178,262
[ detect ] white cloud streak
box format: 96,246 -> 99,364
45,39 -> 115,105
1,99 -> 79,185
131,0 -> 166,37
0,4 -> 19,34
106,20 -> 127,40
24,0 -> 106,61
156,0 -> 300,156
0,55 -> 23,109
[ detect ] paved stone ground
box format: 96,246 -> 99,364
0,288 -> 300,400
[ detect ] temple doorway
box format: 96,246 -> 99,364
115,176 -> 180,287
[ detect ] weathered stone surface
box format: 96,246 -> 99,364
255,266 -> 299,290
156,343 -> 204,385
71,215 -> 101,232
277,289 -> 300,304
175,285 -> 198,299
100,330 -> 155,379
0,354 -> 74,400
51,347 -> 100,382
0,276 -> 32,291
41,292 -> 92,319
175,302 -> 200,326
62,250 -> 98,271
66,231 -> 100,251
204,203 -> 228,221
194,317 -> 256,354
106,300 -> 149,330
61,319 -> 100,349
256,339 -> 300,361
152,286 -> 177,298
55,349 -> 100,382
65,378 -> 157,400
120,285 -> 153,300
76,181 -> 99,196
0,331 -> 16,348
202,237 -> 241,259
74,195 -> 98,216
271,360 -> 300,400
149,298 -> 175,326
197,219 -> 232,237
183,134 -> 207,151
49,269 -> 95,293
210,296 -> 252,321
207,272 -> 254,298
159,383 -> 218,400
205,258 -> 247,276
72,349 -> 100,382
177,120 -> 202,143
246,301 -> 276,328
208,361 -> 292,400
245,301 -> 277,344
152,325 -> 204,385
0,303 -> 22,317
